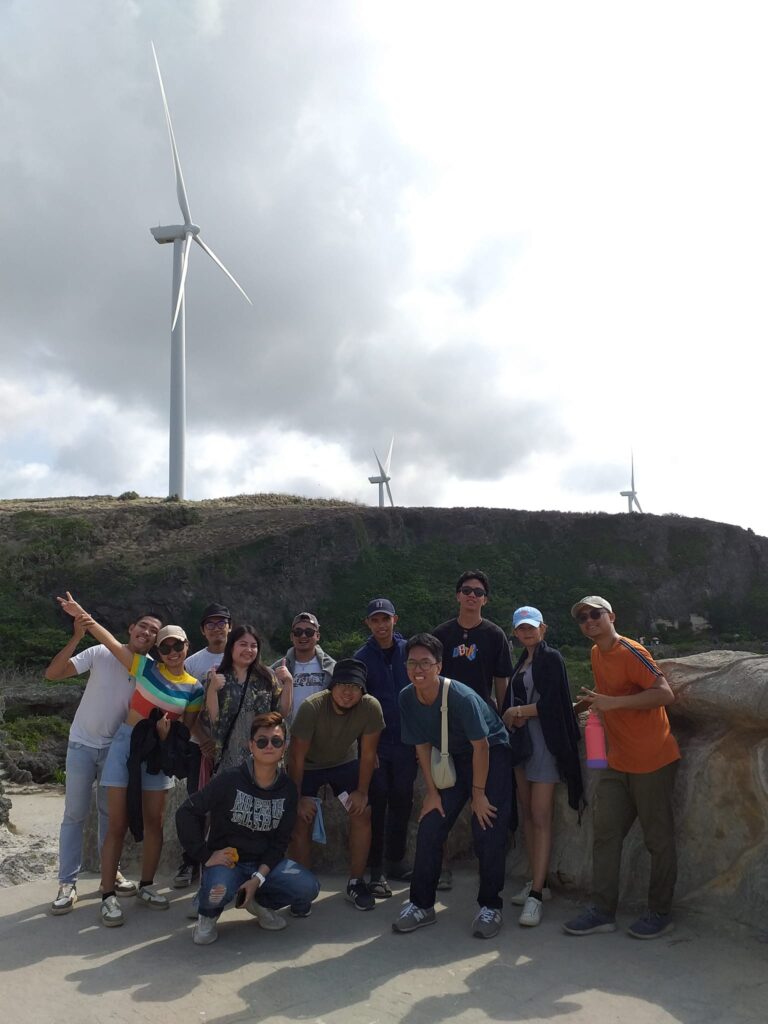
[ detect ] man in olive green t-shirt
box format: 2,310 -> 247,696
288,659 -> 384,911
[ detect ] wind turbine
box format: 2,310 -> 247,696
368,436 -> 395,508
149,42 -> 252,499
620,452 -> 643,513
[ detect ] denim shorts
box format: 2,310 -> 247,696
99,723 -> 174,791
301,760 -> 360,797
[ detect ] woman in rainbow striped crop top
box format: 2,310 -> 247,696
57,592 -> 204,928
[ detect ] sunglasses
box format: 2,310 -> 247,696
251,735 -> 285,749
292,627 -> 317,638
158,639 -> 186,655
576,608 -> 608,624
459,586 -> 486,597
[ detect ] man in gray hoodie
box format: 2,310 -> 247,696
271,612 -> 335,720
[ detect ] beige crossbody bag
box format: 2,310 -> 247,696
430,678 -> 457,789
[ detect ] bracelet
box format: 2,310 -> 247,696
472,785 -> 485,791
251,870 -> 266,886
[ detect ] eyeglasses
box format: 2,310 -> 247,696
158,639 -> 186,655
334,682 -> 362,692
406,658 -> 439,671
576,608 -> 608,624
203,617 -> 229,628
252,735 -> 285,749
459,586 -> 486,598
292,627 -> 317,638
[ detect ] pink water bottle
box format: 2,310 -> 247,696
585,711 -> 608,769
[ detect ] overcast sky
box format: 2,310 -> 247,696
3,2 -> 768,535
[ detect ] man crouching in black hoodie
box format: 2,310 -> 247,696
176,712 -> 320,945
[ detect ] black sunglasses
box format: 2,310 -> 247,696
292,627 -> 317,638
459,586 -> 486,597
252,735 -> 285,749
158,639 -> 186,655
576,608 -> 608,624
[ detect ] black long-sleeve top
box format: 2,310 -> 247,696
176,761 -> 297,870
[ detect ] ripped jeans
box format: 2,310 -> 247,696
198,858 -> 319,919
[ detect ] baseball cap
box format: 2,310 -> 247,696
571,596 -> 613,618
292,612 -> 320,629
157,625 -> 188,644
512,606 -> 543,629
366,598 -> 396,617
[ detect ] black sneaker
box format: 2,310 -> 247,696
346,879 -> 375,911
173,862 -> 197,889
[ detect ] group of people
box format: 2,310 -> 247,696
47,568 -> 680,945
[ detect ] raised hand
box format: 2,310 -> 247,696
57,591 -> 86,619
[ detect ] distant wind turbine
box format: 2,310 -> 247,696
368,437 -> 395,507
620,453 -> 643,513
149,42 -> 252,499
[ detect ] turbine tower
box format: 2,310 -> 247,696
150,42 -> 252,499
619,452 -> 643,513
368,436 -> 395,508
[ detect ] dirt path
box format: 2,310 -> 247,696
0,784 -> 61,887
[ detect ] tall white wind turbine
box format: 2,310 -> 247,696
619,452 -> 643,513
149,42 -> 252,499
368,436 -> 395,508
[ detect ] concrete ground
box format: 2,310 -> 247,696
1,868 -> 766,1024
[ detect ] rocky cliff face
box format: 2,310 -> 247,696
2,496 -> 768,667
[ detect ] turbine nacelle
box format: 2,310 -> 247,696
151,224 -> 201,244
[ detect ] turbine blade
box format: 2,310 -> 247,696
171,231 -> 194,330
193,235 -> 252,305
151,42 -> 193,224
634,497 -> 644,514
385,480 -> 394,507
373,449 -> 387,478
384,435 -> 394,475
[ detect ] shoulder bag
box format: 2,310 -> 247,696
430,678 -> 457,789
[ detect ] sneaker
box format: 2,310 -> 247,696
289,904 -> 312,918
241,898 -> 287,931
346,879 -> 376,911
519,896 -> 543,927
392,900 -> 437,933
562,905 -> 617,935
193,914 -> 219,945
510,881 -> 552,906
51,883 -> 77,916
136,885 -> 170,910
186,891 -> 200,920
114,872 -> 138,897
369,874 -> 393,899
472,906 -> 503,939
386,861 -> 413,881
627,911 -> 674,940
436,869 -> 453,892
100,895 -> 124,927
173,861 -> 197,889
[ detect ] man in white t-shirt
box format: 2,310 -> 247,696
271,612 -> 335,719
44,610 -> 162,916
173,602 -> 232,888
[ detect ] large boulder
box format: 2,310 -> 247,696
83,651 -> 768,928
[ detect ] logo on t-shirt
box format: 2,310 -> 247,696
452,643 -> 478,662
230,790 -> 286,831
294,671 -> 325,689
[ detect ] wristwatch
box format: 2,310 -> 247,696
251,870 -> 266,886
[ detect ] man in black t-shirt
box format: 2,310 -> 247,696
432,570 -> 513,711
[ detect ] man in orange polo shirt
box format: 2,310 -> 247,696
563,596 -> 680,940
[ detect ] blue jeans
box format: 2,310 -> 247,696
198,858 -> 320,919
59,742 -> 110,885
409,744 -> 512,911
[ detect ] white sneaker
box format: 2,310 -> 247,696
242,897 -> 287,931
519,895 -> 543,927
509,881 -> 552,906
114,872 -> 137,897
193,914 -> 219,945
51,883 -> 77,915
136,885 -> 169,910
100,895 -> 124,927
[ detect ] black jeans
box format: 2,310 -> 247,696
368,743 -> 418,872
409,744 -> 512,911
181,744 -> 203,868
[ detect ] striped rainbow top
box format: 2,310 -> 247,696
128,653 -> 205,720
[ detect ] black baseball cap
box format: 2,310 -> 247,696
200,603 -> 232,625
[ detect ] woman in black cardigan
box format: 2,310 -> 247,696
501,606 -> 584,928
